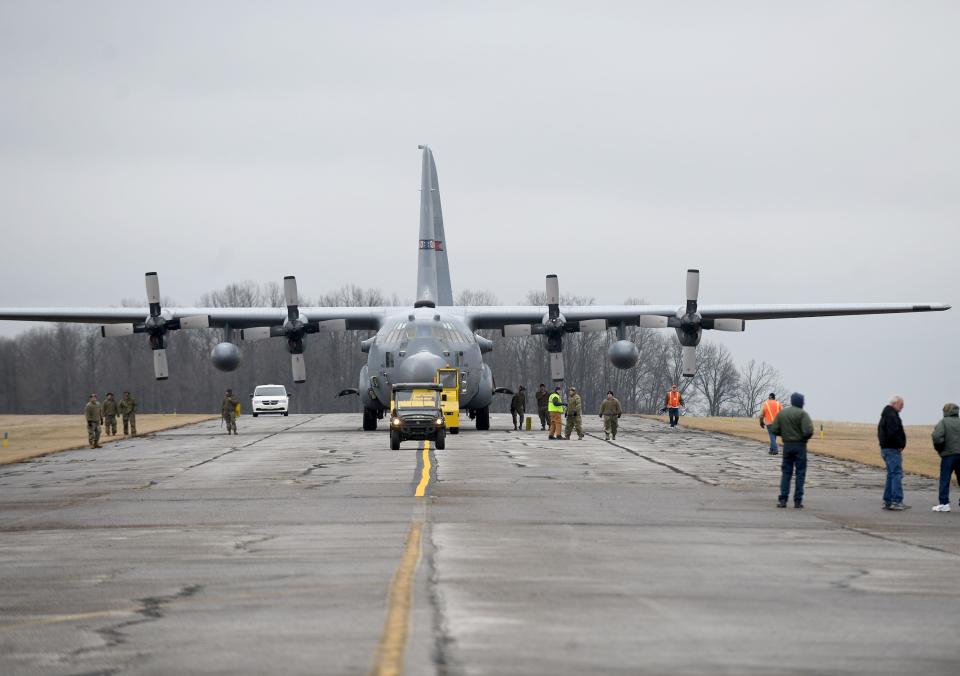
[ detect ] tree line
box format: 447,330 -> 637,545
0,282 -> 784,419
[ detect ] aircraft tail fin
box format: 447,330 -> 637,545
415,145 -> 454,307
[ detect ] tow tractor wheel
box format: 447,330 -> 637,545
390,429 -> 401,451
435,429 -> 446,450
449,427 -> 459,435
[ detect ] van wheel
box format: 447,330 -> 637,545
283,412 -> 289,416
475,407 -> 490,431
363,408 -> 378,431
435,429 -> 446,450
252,413 -> 258,418
390,430 -> 401,451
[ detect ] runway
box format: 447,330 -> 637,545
1,414 -> 958,675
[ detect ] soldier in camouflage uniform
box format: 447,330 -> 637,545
84,393 -> 103,448
101,392 -> 118,436
221,389 -> 240,435
118,391 -> 137,436
563,387 -> 584,440
598,390 -> 623,441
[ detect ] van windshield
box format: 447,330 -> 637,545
255,386 -> 286,397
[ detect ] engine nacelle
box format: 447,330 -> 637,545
608,340 -> 639,370
210,342 -> 242,372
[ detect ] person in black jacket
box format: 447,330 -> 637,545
878,396 -> 909,511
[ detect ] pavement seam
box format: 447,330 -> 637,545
587,432 -> 718,486
425,522 -> 463,676
184,415 -> 321,471
834,523 -> 960,559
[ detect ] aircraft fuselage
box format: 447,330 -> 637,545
359,308 -> 492,414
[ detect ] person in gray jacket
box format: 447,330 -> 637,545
768,392 -> 814,509
931,403 -> 960,512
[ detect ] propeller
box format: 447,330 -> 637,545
503,274 -> 607,383
240,275 -> 348,383
637,269 -> 745,378
100,272 -> 210,380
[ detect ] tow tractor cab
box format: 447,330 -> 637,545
250,384 -> 290,417
389,383 -> 446,451
435,367 -> 460,434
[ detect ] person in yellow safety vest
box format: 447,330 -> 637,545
547,386 -> 564,440
760,392 -> 784,455
665,384 -> 684,428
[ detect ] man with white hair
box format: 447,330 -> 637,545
878,396 -> 910,511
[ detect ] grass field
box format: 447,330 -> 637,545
0,414 -> 218,465
642,414 -> 940,478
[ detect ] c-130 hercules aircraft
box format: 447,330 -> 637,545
0,146 -> 950,430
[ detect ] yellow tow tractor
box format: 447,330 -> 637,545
435,367 -> 460,434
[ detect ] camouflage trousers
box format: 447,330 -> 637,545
104,415 -> 117,436
564,413 -> 583,440
87,421 -> 101,447
122,414 -> 136,436
223,413 -> 237,434
603,414 -> 618,439
511,408 -> 525,429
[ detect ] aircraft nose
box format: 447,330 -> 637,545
394,351 -> 446,383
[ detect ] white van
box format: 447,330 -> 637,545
250,385 -> 290,416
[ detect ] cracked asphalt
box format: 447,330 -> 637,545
1,414 -> 958,675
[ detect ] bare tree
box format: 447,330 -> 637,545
691,342 -> 740,416
733,359 -> 783,417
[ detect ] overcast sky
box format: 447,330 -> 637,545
1,1 -> 957,422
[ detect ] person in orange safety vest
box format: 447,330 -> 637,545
665,384 -> 684,428
760,392 -> 784,455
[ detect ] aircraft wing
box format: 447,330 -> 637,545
0,306 -> 389,330
462,302 -> 950,331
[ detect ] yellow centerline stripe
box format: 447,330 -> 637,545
414,441 -> 431,497
369,520 -> 423,676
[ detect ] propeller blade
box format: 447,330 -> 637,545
545,274 -> 560,306
240,327 -> 273,342
681,345 -> 697,378
153,348 -> 169,380
101,324 -> 134,338
291,353 -> 306,383
686,269 -> 700,303
709,318 -> 745,332
549,352 -> 565,382
503,324 -> 533,337
578,319 -> 607,333
316,318 -> 347,332
637,315 -> 669,329
284,276 -> 299,320
178,315 -> 210,330
145,272 -> 161,316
